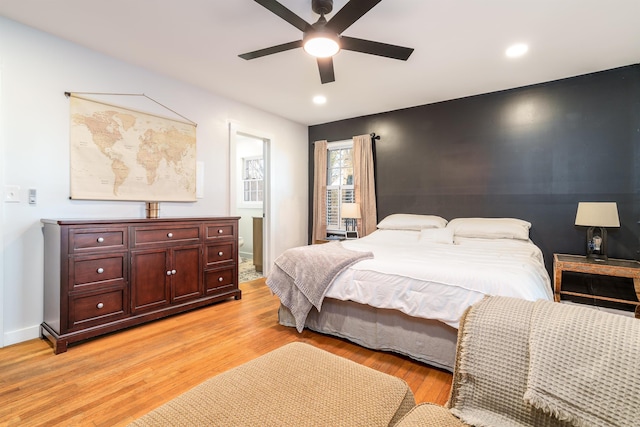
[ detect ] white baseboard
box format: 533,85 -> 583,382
3,324 -> 40,347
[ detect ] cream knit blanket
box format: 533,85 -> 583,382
266,242 -> 373,332
524,301 -> 640,427
449,296 -> 639,427
448,296 -> 563,427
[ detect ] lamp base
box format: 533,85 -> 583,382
586,226 -> 608,261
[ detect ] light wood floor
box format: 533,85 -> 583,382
0,279 -> 452,426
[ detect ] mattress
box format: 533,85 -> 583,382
325,229 -> 553,328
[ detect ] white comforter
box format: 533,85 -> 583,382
325,229 -> 553,328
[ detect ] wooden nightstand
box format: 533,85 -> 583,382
553,253 -> 640,318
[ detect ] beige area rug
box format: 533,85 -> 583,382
239,257 -> 263,283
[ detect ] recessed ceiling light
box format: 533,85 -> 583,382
505,43 -> 529,58
313,95 -> 327,105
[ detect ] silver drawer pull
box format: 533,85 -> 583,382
167,270 -> 172,276
167,232 -> 173,238
218,277 -> 224,282
97,237 -> 104,243
218,229 -> 223,234
96,302 -> 104,309
172,269 -> 177,275
97,267 -> 104,274
218,251 -> 224,256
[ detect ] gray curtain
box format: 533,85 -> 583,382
312,140 -> 328,242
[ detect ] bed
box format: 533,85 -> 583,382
268,214 -> 554,371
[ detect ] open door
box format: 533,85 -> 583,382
229,124 -> 271,283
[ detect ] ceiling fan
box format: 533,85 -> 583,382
239,0 -> 414,84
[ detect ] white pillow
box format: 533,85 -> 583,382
446,217 -> 531,240
377,214 -> 448,231
419,228 -> 454,244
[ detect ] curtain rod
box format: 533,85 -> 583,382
313,133 -> 380,144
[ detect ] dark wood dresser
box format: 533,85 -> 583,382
41,217 -> 241,353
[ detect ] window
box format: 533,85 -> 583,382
242,157 -> 263,203
326,141 -> 354,232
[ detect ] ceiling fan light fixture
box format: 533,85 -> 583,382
303,33 -> 340,58
240,0 -> 414,83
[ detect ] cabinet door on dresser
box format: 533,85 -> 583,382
171,245 -> 203,302
130,222 -> 205,314
130,248 -> 171,313
130,244 -> 203,313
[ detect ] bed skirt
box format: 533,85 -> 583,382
278,298 -> 457,372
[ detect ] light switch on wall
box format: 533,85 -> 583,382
29,188 -> 37,204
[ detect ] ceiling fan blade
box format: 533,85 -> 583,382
254,0 -> 313,32
325,0 -> 382,34
340,36 -> 414,60
239,40 -> 303,60
317,57 -> 335,84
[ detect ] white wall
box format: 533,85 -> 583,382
0,17 -> 308,347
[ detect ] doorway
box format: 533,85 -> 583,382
229,125 -> 270,283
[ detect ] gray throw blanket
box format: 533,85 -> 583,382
266,242 -> 373,332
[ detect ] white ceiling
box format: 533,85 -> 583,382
2,0 -> 639,125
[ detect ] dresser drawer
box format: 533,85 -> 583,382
70,228 -> 127,253
68,288 -> 126,329
133,226 -> 201,247
205,267 -> 237,295
205,242 -> 235,267
205,222 -> 236,240
70,254 -> 127,290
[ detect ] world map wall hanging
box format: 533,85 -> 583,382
68,94 -> 197,202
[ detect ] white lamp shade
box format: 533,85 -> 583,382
575,202 -> 620,227
341,203 -> 361,219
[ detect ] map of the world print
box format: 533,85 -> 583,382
69,95 -> 197,201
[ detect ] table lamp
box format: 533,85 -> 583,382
575,202 -> 620,261
341,202 -> 361,239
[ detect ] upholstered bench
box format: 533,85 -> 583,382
129,341 -> 416,427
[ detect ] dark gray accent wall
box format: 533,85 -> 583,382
309,65 -> 640,274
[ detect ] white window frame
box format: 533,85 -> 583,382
240,156 -> 263,207
326,140 -> 354,234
